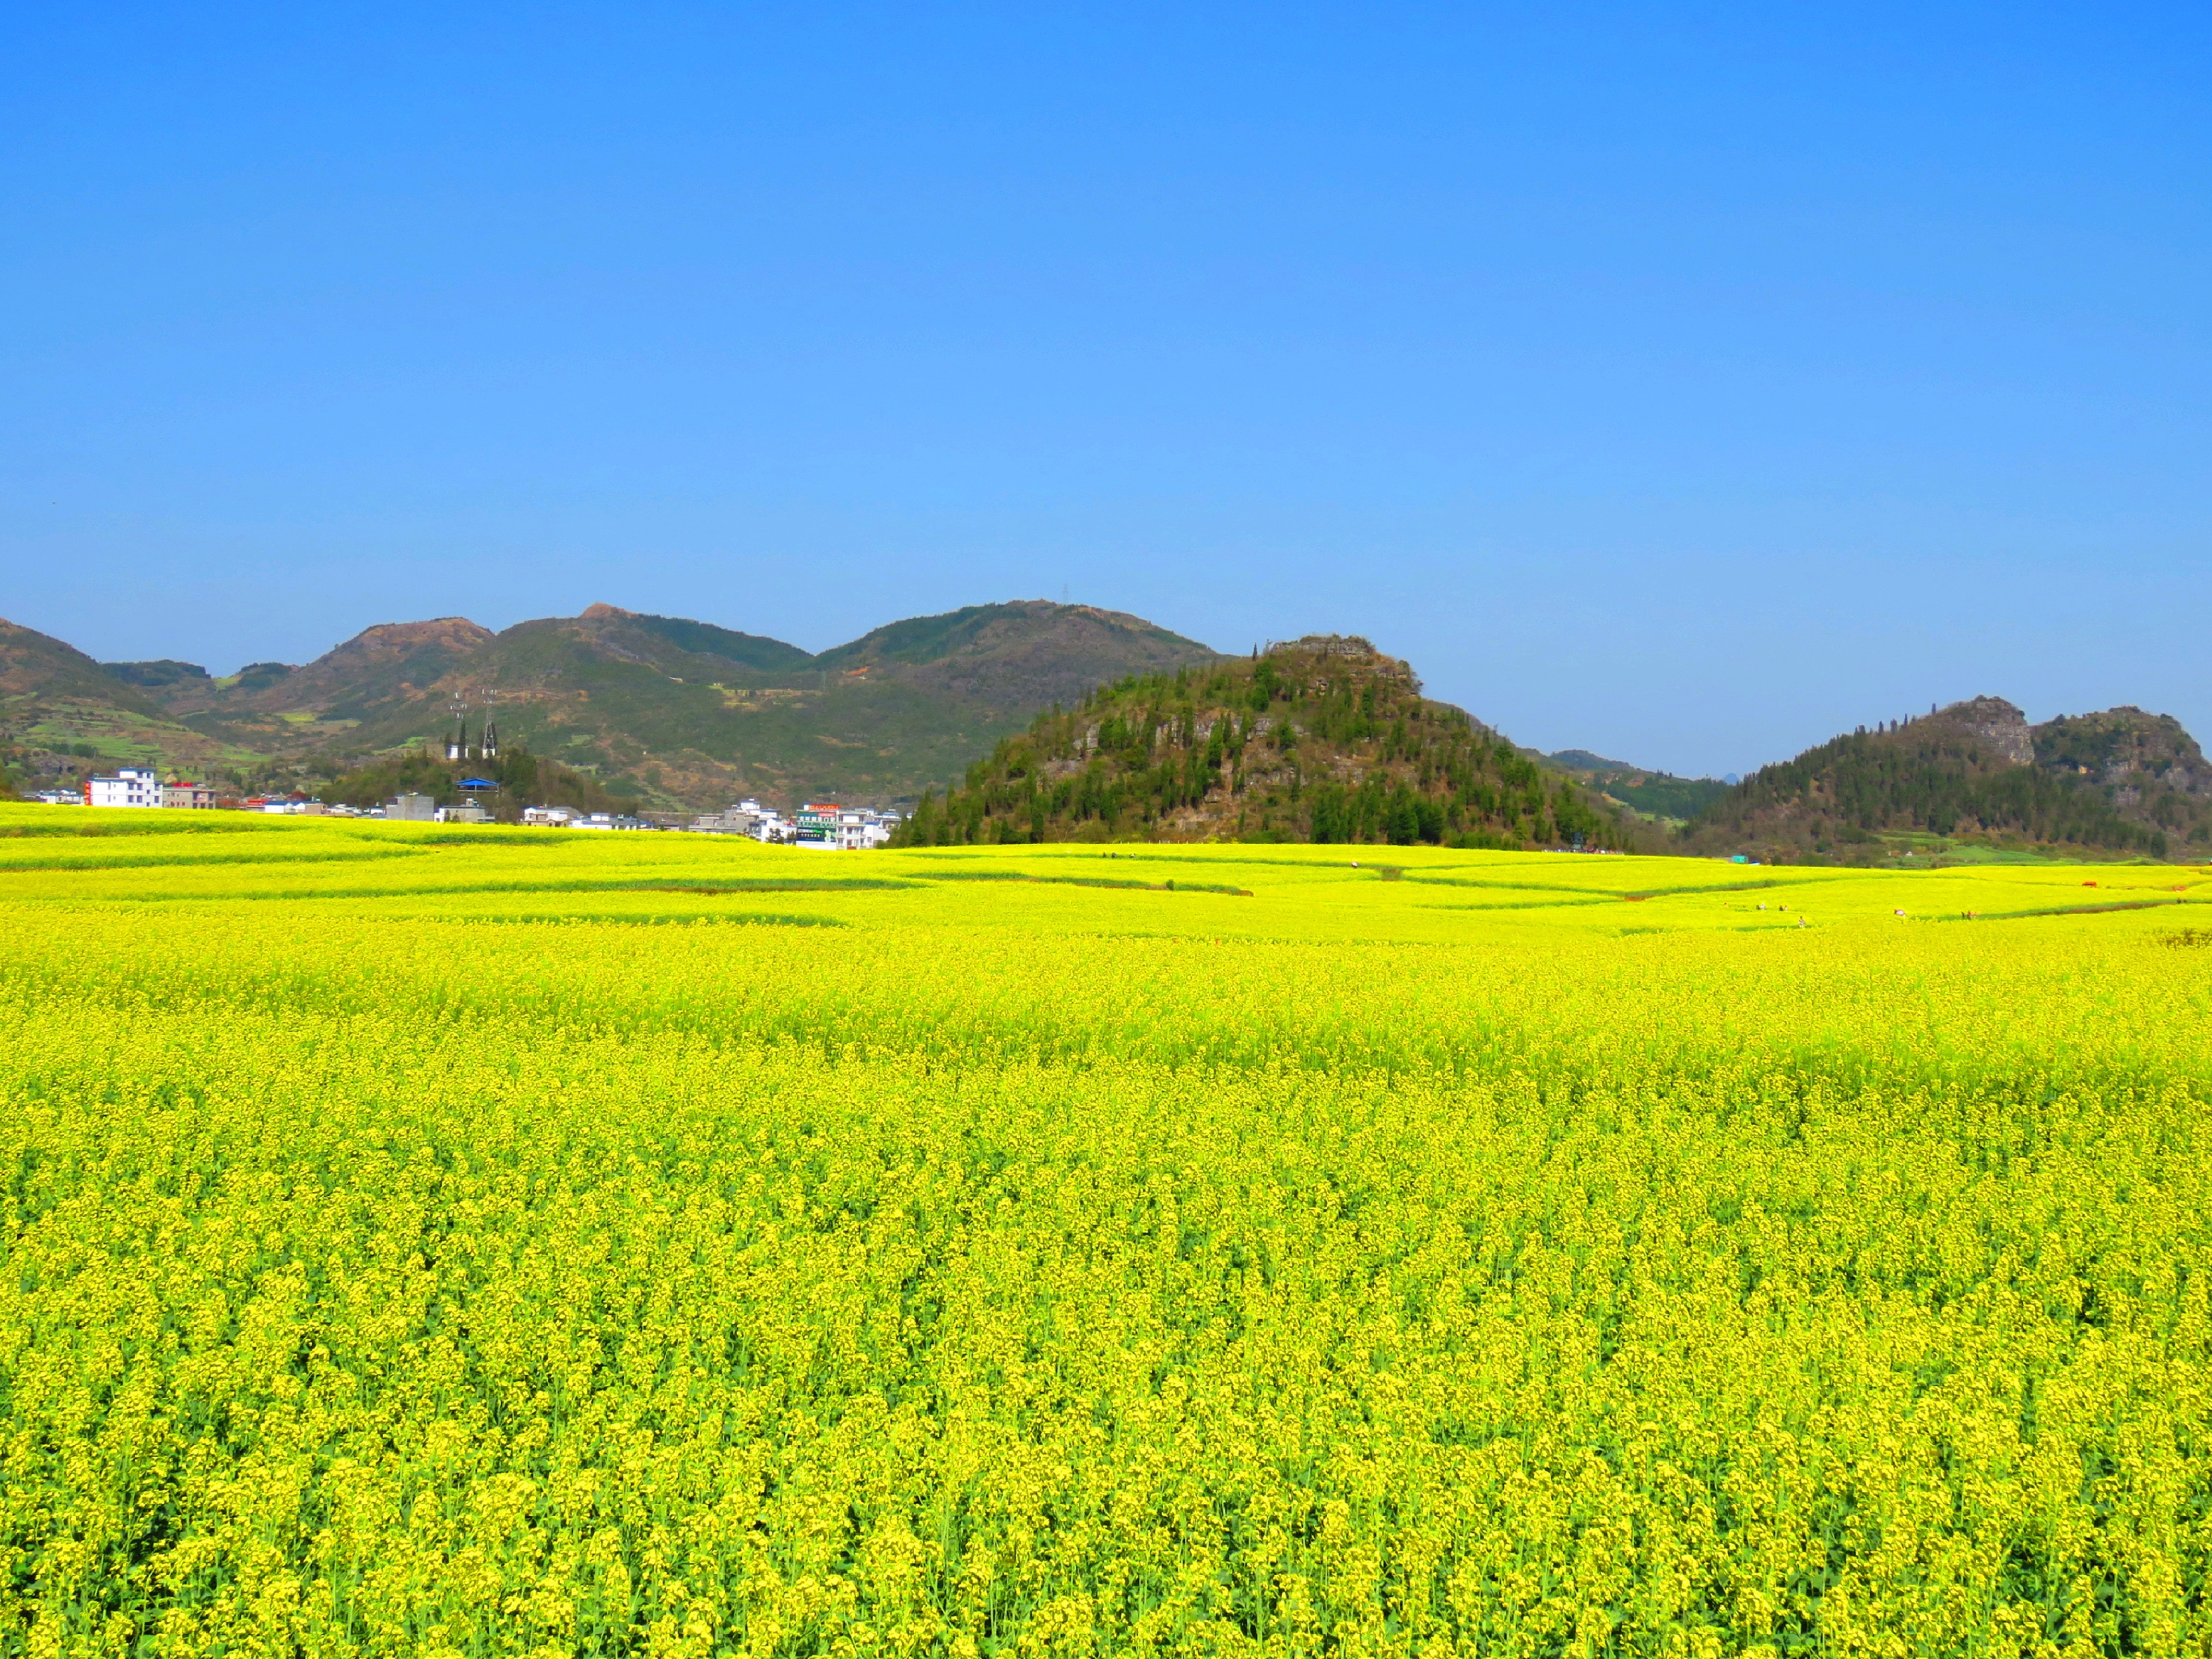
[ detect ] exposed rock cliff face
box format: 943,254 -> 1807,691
1941,696 -> 2034,766
2030,706 -> 2212,841
2034,707 -> 2212,797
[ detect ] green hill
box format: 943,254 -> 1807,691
4,600 -> 1221,810
2032,707 -> 2212,843
0,618 -> 268,794
312,601 -> 1218,808
1539,749 -> 1733,823
330,605 -> 996,806
140,617 -> 499,762
896,635 -> 1646,849
814,600 -> 1213,710
0,618 -> 167,715
617,611 -> 817,673
100,659 -> 214,691
1682,696 -> 2212,862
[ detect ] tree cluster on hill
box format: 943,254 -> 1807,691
324,746 -> 636,822
895,637 -> 1643,850
1681,699 -> 2201,862
1539,751 -> 1733,823
2031,708 -> 2212,847
72,601 -> 1216,811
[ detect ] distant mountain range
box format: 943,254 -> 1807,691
4,605 -> 2204,859
0,602 -> 1219,808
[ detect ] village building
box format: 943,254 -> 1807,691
690,804 -> 758,835
688,798 -> 800,840
83,769 -> 162,808
793,801 -> 900,849
749,802 -> 794,842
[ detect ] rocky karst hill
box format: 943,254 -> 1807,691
896,635 -> 1648,849
1684,696 -> 2211,861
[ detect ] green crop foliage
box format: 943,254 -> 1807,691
1,806 -> 2210,1657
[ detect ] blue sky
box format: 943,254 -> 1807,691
4,3 -> 2207,776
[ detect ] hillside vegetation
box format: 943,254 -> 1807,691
0,601 -> 1219,811
16,600 -> 2208,867
1685,696 -> 2212,862
898,635 -> 1641,849
1541,749 -> 1733,822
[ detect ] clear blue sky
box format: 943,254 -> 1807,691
5,4 -> 2208,777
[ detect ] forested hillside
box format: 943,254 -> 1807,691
1683,696 -> 2211,861
896,636 -> 1645,848
0,601 -> 1219,811
0,617 -> 266,793
2032,707 -> 2212,844
1540,749 -> 1733,822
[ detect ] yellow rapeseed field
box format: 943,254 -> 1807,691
1,805 -> 2208,1658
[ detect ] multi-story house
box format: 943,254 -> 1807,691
84,769 -> 162,808
793,802 -> 900,849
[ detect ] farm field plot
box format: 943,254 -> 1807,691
1,807 -> 2209,1658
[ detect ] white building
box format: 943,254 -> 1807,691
746,800 -> 795,842
85,769 -> 162,808
833,808 -> 900,850
687,797 -> 796,838
791,802 -> 900,849
521,806 -> 575,827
